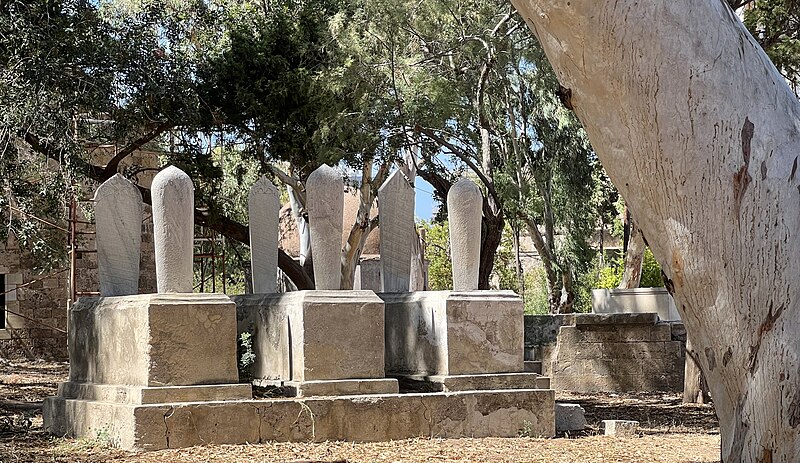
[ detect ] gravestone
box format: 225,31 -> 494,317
447,178 -> 482,291
248,176 -> 280,293
94,174 -> 143,297
151,166 -> 194,293
378,170 -> 415,292
306,165 -> 343,290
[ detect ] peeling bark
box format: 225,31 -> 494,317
512,0 -> 800,460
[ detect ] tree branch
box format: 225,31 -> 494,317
101,121 -> 173,181
415,125 -> 500,204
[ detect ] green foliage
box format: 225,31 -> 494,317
420,220 -> 452,291
592,249 -> 664,289
490,227 -> 520,292
734,0 -> 800,92
238,330 -> 256,382
521,268 -> 550,315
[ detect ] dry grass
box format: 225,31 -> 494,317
0,358 -> 721,463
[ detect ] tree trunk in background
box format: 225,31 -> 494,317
512,0 -> 800,460
684,338 -> 712,405
478,205 -> 504,290
618,216 -> 645,289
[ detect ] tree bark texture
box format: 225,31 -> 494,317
511,0 -> 800,460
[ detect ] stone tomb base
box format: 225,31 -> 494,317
233,291 -> 398,397
44,389 -> 555,451
382,291 -> 525,377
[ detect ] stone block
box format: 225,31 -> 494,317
555,403 -> 586,432
670,322 -> 687,342
663,341 -> 684,358
650,324 -> 673,341
575,313 -> 659,326
581,326 -> 619,342
44,389 -> 555,451
382,291 -> 523,377
601,342 -> 664,360
233,291 -> 387,383
617,325 -> 650,342
592,287 -> 680,321
68,293 -> 239,386
602,420 -> 639,436
524,361 -> 542,374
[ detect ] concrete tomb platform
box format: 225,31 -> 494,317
233,291 -> 398,396
44,388 -> 555,451
381,291 -> 527,391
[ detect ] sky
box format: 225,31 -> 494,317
414,177 -> 437,221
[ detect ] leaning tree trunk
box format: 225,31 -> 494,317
512,1 -> 800,461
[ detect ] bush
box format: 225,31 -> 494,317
593,248 -> 663,289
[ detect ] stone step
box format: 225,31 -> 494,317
394,372 -> 550,393
253,378 -> 399,397
44,389 -> 555,451
57,382 -> 252,405
524,361 -> 542,374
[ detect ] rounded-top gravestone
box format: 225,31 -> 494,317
151,166 -> 194,293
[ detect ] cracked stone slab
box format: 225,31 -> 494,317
43,388 -> 555,450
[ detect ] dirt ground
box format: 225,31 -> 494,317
0,358 -> 721,462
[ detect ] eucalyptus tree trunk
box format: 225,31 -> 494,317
512,0 -> 800,460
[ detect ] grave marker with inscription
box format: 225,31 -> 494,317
94,174 -> 143,297
248,176 -> 280,293
378,170 -> 415,292
307,165 -> 344,290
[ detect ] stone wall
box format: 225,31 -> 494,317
0,232 -> 69,358
0,207 -> 157,359
524,313 -> 686,392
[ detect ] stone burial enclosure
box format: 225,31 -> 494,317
43,168 -> 556,451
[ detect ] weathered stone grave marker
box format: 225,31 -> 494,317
447,178 -> 482,291
248,176 -> 280,293
94,174 -> 143,297
378,170 -> 415,293
306,164 -> 344,290
151,165 -> 194,293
